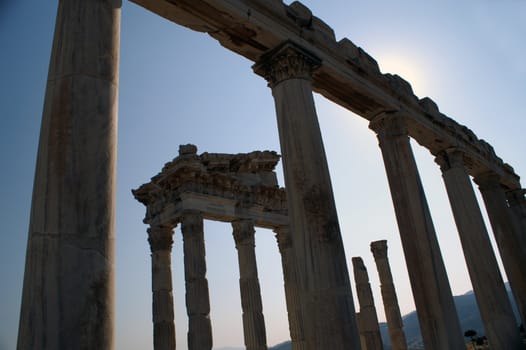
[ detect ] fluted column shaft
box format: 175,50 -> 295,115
369,112 -> 464,350
370,241 -> 407,350
233,220 -> 267,350
148,226 -> 176,350
352,257 -> 384,350
17,1 -> 120,349
181,212 -> 213,350
253,41 -> 360,350
275,227 -> 305,350
475,173 -> 526,326
436,149 -> 521,349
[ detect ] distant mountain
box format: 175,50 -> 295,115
380,284 -> 520,349
262,284 -> 520,350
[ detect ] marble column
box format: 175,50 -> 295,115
475,173 -> 526,326
436,149 -> 522,349
370,241 -> 407,350
253,40 -> 360,350
352,257 -> 384,350
17,1 -> 120,349
274,226 -> 305,350
181,212 -> 213,350
148,226 -> 177,350
507,189 -> 526,241
369,112 -> 464,350
232,220 -> 267,350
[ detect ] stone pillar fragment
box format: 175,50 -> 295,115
352,257 -> 384,350
148,226 -> 176,350
475,173 -> 526,326
17,1 -> 120,349
181,212 -> 213,350
370,241 -> 407,350
253,40 -> 360,350
436,149 -> 522,349
232,220 -> 268,350
274,226 -> 305,350
369,112 -> 464,350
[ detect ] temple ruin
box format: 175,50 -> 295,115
17,1 -> 526,350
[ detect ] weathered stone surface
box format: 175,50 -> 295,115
436,149 -> 522,350
369,112 -> 465,350
132,145 -> 288,229
475,173 -> 526,326
254,41 -> 360,350
148,225 -> 176,350
181,212 -> 213,350
370,241 -> 407,350
17,1 -> 120,349
275,226 -> 305,350
233,220 -> 268,350
352,257 -> 384,350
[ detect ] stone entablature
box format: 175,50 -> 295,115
131,0 -> 520,189
133,144 -> 288,229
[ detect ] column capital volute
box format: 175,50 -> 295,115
180,210 -> 203,240
147,225 -> 175,252
368,111 -> 408,139
434,148 -> 466,172
370,240 -> 388,260
232,219 -> 255,246
253,40 -> 321,88
473,171 -> 502,190
274,226 -> 292,252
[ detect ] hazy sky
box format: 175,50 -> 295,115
1,1 -> 525,349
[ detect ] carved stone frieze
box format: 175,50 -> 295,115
132,145 -> 288,226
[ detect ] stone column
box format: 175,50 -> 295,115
352,257 -> 384,350
253,41 -> 360,350
475,173 -> 526,326
369,112 -> 464,350
181,212 -> 213,350
232,220 -> 267,350
436,149 -> 522,349
17,1 -> 120,349
274,226 -> 305,350
148,226 -> 177,350
507,188 -> 526,241
370,241 -> 407,350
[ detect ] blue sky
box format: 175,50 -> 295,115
1,1 -> 525,349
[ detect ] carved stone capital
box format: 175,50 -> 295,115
434,148 -> 466,172
506,188 -> 526,208
274,226 -> 292,252
232,219 -> 255,246
181,210 -> 204,240
474,171 -> 501,191
370,240 -> 388,260
253,40 -> 321,87
148,225 -> 174,252
368,112 -> 408,140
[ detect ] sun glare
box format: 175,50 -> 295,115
377,53 -> 428,98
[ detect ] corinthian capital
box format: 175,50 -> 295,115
434,148 -> 466,172
147,225 -> 174,252
368,111 -> 408,139
253,40 -> 321,87
232,219 -> 256,247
